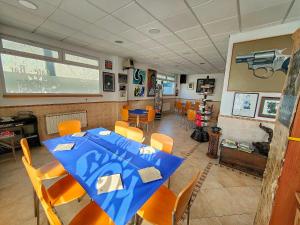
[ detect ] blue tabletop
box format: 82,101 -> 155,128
128,109 -> 148,115
43,128 -> 183,225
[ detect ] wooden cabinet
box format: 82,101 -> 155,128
295,193 -> 300,225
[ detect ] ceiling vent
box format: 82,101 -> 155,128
123,58 -> 134,70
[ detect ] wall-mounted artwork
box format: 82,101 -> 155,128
196,78 -> 215,94
118,73 -> 127,84
147,69 -> 157,97
187,82 -> 194,90
232,92 -> 259,118
133,69 -> 146,85
228,34 -> 292,92
105,60 -> 112,70
258,97 -> 280,118
103,72 -> 115,92
134,86 -> 145,97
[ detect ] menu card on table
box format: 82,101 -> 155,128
96,174 -> 124,195
54,143 -> 75,152
139,146 -> 156,155
138,167 -> 162,183
72,132 -> 86,137
99,130 -> 112,136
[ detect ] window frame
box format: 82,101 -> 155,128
157,74 -> 176,96
0,35 -> 102,97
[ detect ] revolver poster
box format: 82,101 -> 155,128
229,34 -> 292,92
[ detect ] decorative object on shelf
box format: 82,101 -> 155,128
232,92 -> 259,118
118,73 -> 128,84
134,85 -> 145,97
119,85 -> 127,98
252,123 -> 273,156
207,127 -> 222,159
258,96 -> 280,118
105,60 -> 113,70
154,84 -> 163,119
188,82 -> 194,90
196,77 -> 215,94
103,72 -> 115,92
147,69 -> 157,97
133,68 -> 146,85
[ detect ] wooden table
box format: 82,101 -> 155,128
0,133 -> 16,161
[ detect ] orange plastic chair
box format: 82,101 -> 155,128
58,120 -> 81,136
185,101 -> 192,112
140,109 -> 156,131
175,101 -> 183,115
146,105 -> 154,110
126,127 -> 144,143
20,138 -> 66,180
114,121 -> 129,137
22,156 -> 86,225
194,101 -> 200,111
186,109 -> 196,130
150,133 -> 173,154
121,108 -> 129,122
137,171 -> 201,225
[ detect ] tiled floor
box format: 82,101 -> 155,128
0,113 -> 261,225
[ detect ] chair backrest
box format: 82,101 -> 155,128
146,105 -> 154,110
185,101 -> 192,110
58,120 -> 81,136
126,127 -> 144,143
20,138 -> 32,165
121,108 -> 129,122
147,109 -> 156,122
115,121 -> 129,137
194,102 -> 200,111
150,133 -> 173,154
123,105 -> 131,110
187,109 -> 196,121
176,101 -> 182,110
173,171 -> 201,223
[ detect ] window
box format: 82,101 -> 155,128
157,74 -> 176,95
0,37 -> 101,95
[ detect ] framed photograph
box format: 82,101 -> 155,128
133,69 -> 146,85
232,92 -> 259,118
258,97 -> 280,118
105,60 -> 113,70
118,73 -> 128,84
134,85 -> 145,97
103,72 -> 115,92
188,82 -> 194,90
147,69 -> 157,97
196,78 -> 215,94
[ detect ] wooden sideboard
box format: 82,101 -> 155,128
219,145 -> 267,177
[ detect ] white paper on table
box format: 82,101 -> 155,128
96,174 -> 124,194
138,167 -> 162,183
72,132 -> 86,137
54,143 -> 75,152
139,146 -> 156,154
99,130 -> 112,136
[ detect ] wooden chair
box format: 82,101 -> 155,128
150,133 -> 173,154
22,157 -> 86,225
126,127 -> 144,143
140,109 -> 156,131
136,171 -> 201,225
58,120 -> 81,136
114,121 -> 129,137
146,105 -> 154,110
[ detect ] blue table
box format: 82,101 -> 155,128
128,109 -> 148,126
43,128 -> 183,225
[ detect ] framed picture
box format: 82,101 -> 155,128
133,69 -> 146,85
188,82 -> 194,90
105,60 -> 113,70
147,69 -> 157,96
134,85 -> 145,97
196,78 -> 215,94
258,97 -> 281,118
103,72 -> 115,92
118,73 -> 127,84
232,92 -> 259,118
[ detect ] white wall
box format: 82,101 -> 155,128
179,73 -> 224,101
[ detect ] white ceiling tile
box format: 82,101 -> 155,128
49,9 -> 91,31
40,0 -> 61,7
136,0 -> 187,19
286,0 -> 300,22
35,28 -> 68,41
162,10 -> 198,32
192,0 -> 237,24
136,39 -> 162,48
35,20 -> 77,39
64,36 -> 90,47
137,20 -> 172,37
68,32 -> 107,45
185,0 -> 214,7
240,0 -> 292,15
113,2 -> 155,28
0,18 -> 36,33
154,34 -> 181,45
175,25 -> 207,41
81,24 -> 112,39
204,16 -> 239,35
87,0 -> 133,13
95,15 -> 131,33
59,0 -> 107,23
241,3 -> 290,29
187,37 -> 213,50
119,29 -> 149,43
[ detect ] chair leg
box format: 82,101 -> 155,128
33,189 -> 37,217
168,177 -> 171,188
36,200 -> 40,225
187,204 -> 191,225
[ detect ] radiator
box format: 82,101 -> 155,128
162,103 -> 171,112
45,111 -> 87,134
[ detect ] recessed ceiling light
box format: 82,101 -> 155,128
18,0 -> 38,10
148,28 -> 160,34
114,40 -> 123,44
200,62 -> 205,65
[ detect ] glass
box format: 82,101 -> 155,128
65,53 -> 99,67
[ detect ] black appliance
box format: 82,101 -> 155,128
180,74 -> 187,84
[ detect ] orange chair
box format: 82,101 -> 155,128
150,133 -> 173,154
121,108 -> 129,122
140,109 -> 156,131
193,101 -> 200,111
146,105 -> 154,110
186,109 -> 196,130
114,121 -> 129,137
22,156 -> 86,225
58,120 -> 81,136
137,171 -> 201,225
175,101 -> 183,115
126,127 -> 144,143
184,101 -> 192,113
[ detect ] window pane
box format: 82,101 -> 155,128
2,39 -> 59,59
1,54 -> 100,94
163,81 -> 175,95
157,74 -> 166,80
166,75 -> 175,81
65,53 -> 99,67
